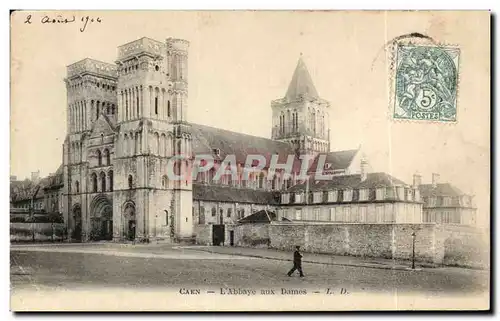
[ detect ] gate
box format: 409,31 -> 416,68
212,224 -> 225,246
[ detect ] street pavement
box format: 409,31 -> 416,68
11,243 -> 489,295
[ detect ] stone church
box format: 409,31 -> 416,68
61,36 -> 360,243
14,35 -> 474,244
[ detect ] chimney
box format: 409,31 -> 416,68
413,172 -> 422,187
432,173 -> 440,188
360,157 -> 368,182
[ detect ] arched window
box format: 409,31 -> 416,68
167,100 -> 171,117
124,134 -> 129,156
97,149 -> 102,166
259,172 -> 265,189
109,170 -> 113,191
96,101 -> 100,118
155,132 -> 160,155
100,172 -> 106,192
136,95 -> 139,116
75,180 -> 80,193
211,207 -> 216,217
155,97 -> 158,115
91,173 -> 98,193
128,175 -> 133,189
219,209 -> 224,224
162,175 -> 169,188
104,149 -> 110,165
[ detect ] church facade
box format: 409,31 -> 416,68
60,36 -> 362,243
13,35 -> 477,244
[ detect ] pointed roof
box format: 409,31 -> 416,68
285,56 -> 319,100
89,113 -> 116,138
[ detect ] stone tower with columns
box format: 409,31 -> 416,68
112,37 -> 193,242
271,55 -> 331,158
62,58 -> 118,242
62,37 -> 193,243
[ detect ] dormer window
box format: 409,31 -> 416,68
343,189 -> 353,202
212,148 -> 221,157
313,191 -> 322,203
325,163 -> 332,170
359,189 -> 368,201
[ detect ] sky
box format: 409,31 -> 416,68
10,11 -> 490,226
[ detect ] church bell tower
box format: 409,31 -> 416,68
271,55 -> 330,157
112,37 -> 193,243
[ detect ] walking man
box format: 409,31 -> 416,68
287,246 -> 305,277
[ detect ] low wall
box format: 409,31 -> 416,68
234,224 -> 270,248
10,223 -> 66,242
442,225 -> 489,269
268,223 -> 443,263
194,224 -> 212,245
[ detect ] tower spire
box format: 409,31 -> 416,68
285,55 -> 319,100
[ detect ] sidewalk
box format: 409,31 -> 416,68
183,246 -> 434,271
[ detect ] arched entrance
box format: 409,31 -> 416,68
90,195 -> 113,241
72,204 -> 82,242
123,202 -> 136,241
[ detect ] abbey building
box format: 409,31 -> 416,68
10,36 -> 477,244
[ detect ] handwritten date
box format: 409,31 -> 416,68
24,14 -> 102,32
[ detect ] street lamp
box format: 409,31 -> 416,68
411,231 -> 416,270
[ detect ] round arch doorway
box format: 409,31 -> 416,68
90,195 -> 113,241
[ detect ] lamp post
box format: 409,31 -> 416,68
411,231 -> 416,270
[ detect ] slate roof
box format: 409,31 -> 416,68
419,183 -> 466,197
44,164 -> 64,189
285,56 -> 319,100
238,210 -> 277,224
190,123 -> 301,170
193,184 -> 280,205
286,172 -> 408,193
190,123 -> 357,174
308,149 -> 359,173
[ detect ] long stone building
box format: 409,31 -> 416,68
10,36 -> 477,244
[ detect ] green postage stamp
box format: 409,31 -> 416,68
393,44 -> 460,122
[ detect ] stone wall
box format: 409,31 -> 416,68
234,223 -> 270,248
194,224 -> 212,245
10,223 -> 66,242
442,225 -> 489,269
268,223 -> 445,264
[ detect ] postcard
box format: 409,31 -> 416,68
10,10 -> 490,311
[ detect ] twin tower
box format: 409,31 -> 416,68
62,37 -> 193,243
62,37 -> 332,243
